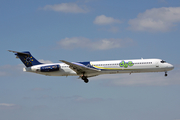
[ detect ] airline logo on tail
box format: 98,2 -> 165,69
24,56 -> 34,66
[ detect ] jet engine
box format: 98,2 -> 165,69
40,65 -> 60,72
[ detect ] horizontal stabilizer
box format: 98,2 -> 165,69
8,50 -> 29,55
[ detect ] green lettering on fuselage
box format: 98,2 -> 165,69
119,61 -> 134,68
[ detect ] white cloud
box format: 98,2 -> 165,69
0,103 -> 20,109
0,71 -> 7,76
94,15 -> 121,25
91,69 -> 180,86
58,37 -> 134,50
0,103 -> 15,107
58,37 -> 89,49
128,7 -> 180,32
38,59 -> 53,64
108,26 -> 119,33
40,3 -> 88,13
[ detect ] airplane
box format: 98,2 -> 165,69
9,50 -> 174,83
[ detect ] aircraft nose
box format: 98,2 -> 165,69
168,64 -> 174,70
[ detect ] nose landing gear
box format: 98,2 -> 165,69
165,72 -> 168,77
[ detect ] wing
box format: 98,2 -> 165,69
60,60 -> 100,75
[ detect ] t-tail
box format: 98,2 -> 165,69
8,50 -> 42,67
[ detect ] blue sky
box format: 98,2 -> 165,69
1,0 -> 180,120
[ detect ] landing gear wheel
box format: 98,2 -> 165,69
81,76 -> 89,83
84,79 -> 89,83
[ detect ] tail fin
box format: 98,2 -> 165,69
9,50 -> 42,67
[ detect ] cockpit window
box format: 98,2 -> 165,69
161,60 -> 166,63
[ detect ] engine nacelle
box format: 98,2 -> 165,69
40,65 -> 60,72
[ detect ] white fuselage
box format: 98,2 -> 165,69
23,59 -> 174,77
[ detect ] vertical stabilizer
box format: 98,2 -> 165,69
9,50 -> 42,67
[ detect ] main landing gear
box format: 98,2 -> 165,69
81,76 -> 89,83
